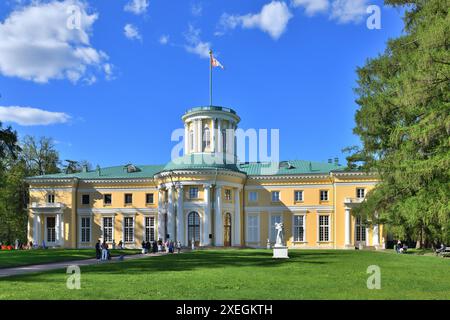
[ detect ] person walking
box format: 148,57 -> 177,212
101,241 -> 109,261
95,240 -> 101,260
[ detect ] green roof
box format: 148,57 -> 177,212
27,165 -> 165,180
27,159 -> 344,180
238,160 -> 344,176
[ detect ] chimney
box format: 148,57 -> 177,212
328,158 -> 332,164
96,165 -> 101,176
82,164 -> 88,173
334,157 -> 339,166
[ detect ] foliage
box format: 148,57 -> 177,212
348,0 -> 450,246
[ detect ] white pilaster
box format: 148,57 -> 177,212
157,188 -> 165,241
167,186 -> 175,240
203,184 -> 211,246
234,188 -> 241,246
176,186 -> 184,244
345,208 -> 351,247
215,186 -> 223,246
197,119 -> 203,153
33,213 -> 40,246
211,118 -> 216,152
184,123 -> 189,155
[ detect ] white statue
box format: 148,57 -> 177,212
275,222 -> 284,247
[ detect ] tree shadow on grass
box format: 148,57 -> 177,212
2,249 -> 342,283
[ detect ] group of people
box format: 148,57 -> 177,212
95,240 -> 111,261
395,240 -> 407,253
142,239 -> 182,254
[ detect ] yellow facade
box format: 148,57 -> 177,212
27,107 -> 383,250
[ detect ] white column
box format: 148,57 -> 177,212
365,227 -> 369,246
215,186 -> 223,246
211,118 -> 216,152
203,184 -> 211,246
345,208 -> 351,247
184,123 -> 189,155
33,212 -> 40,246
157,188 -> 165,241
234,188 -> 241,246
176,186 -> 184,244
167,186 -> 175,240
217,119 -> 223,153
56,213 -> 61,246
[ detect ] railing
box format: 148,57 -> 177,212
344,197 -> 364,204
186,106 -> 237,115
30,202 -> 65,209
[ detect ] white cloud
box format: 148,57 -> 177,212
330,0 -> 368,23
191,3 -> 203,17
0,0 -> 111,84
159,34 -> 170,45
217,1 -> 293,40
291,0 -> 329,16
124,23 -> 142,41
184,25 -> 210,59
124,0 -> 149,15
0,106 -> 70,126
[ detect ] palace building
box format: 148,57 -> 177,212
26,106 -> 384,250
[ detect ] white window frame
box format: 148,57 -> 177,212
292,214 -> 306,242
146,193 -> 154,205
271,191 -> 281,202
45,216 -> 56,244
355,216 -> 367,243
102,217 -> 114,243
203,126 -> 211,150
80,216 -> 91,243
318,215 -> 330,242
356,188 -> 365,199
294,190 -> 304,202
189,187 -> 199,199
47,194 -> 55,204
320,190 -> 329,201
246,214 -> 260,243
248,191 -> 258,202
144,216 -> 156,242
123,216 -> 135,243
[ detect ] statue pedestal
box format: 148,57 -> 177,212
272,245 -> 289,259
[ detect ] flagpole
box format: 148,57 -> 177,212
209,49 -> 213,107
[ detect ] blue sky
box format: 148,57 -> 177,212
0,0 -> 405,167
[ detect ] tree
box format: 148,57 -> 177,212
21,136 -> 60,176
348,0 -> 450,247
0,121 -> 21,160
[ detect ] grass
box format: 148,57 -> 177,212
0,249 -> 141,269
0,249 -> 449,300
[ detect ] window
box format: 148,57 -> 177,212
46,217 -> 56,243
82,194 -> 90,205
189,187 -> 199,199
124,217 -> 134,242
319,215 -> 330,242
355,217 -> 366,242
293,215 -> 305,242
271,191 -> 280,202
124,193 -> 133,205
320,190 -> 329,201
222,129 -> 227,153
47,194 -> 55,204
146,193 -> 154,204
189,130 -> 194,151
248,191 -> 258,202
247,215 -> 259,242
356,188 -> 365,199
294,190 -> 303,202
188,212 -> 201,244
144,217 -> 155,242
81,217 -> 91,243
270,215 -> 282,242
104,194 -> 112,205
203,126 -> 210,151
103,217 -> 113,242
225,189 -> 232,201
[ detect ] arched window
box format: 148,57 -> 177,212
203,126 -> 210,151
222,129 -> 227,153
189,130 -> 194,151
188,212 -> 200,246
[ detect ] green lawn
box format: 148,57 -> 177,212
0,249 -> 141,269
0,249 -> 449,300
